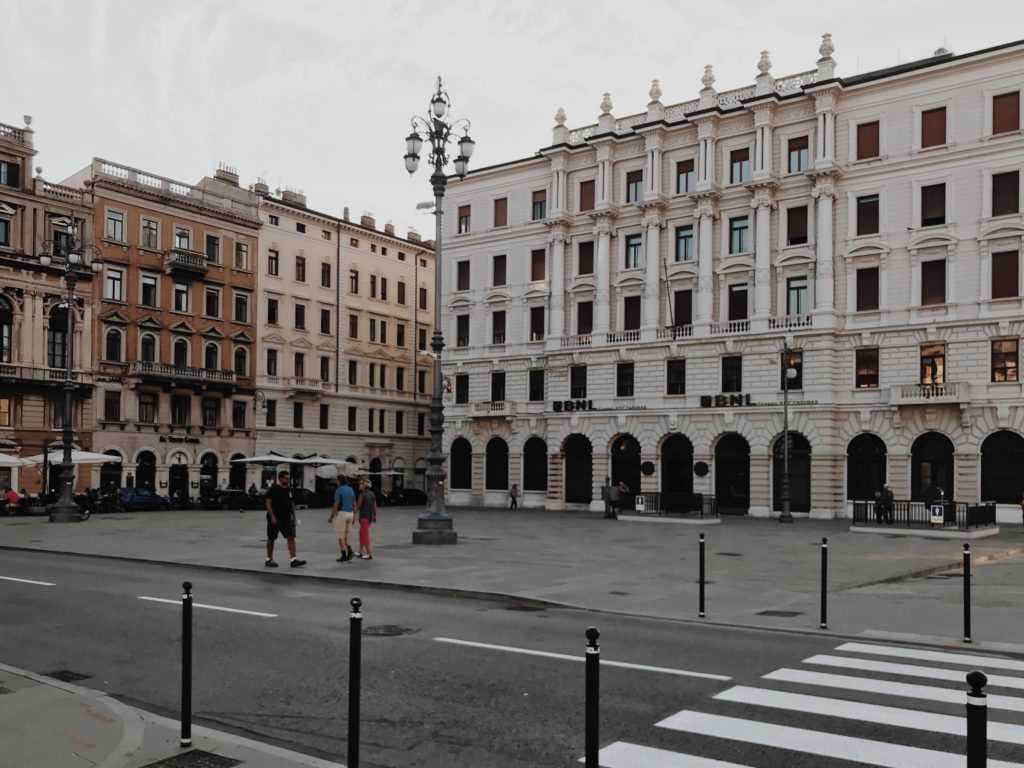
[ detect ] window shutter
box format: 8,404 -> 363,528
579,180 -> 595,211
493,254 -> 506,286
856,122 -> 879,159
578,241 -> 594,274
787,206 -> 808,243
456,261 -> 469,290
677,159 -> 694,176
577,302 -> 593,335
856,267 -> 879,311
531,249 -> 545,281
458,205 -> 470,218
992,171 -> 1020,217
493,198 -> 507,227
673,290 -> 693,326
623,296 -> 641,331
921,108 -> 946,148
493,311 -> 506,335
921,184 -> 945,226
731,148 -> 749,163
920,260 -> 946,305
993,92 -> 1020,135
532,190 -> 546,204
857,195 -> 880,235
626,170 -> 642,186
991,251 -> 1020,299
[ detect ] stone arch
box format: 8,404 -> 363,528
563,433 -> 593,504
135,450 -> 157,490
660,433 -> 694,497
485,437 -> 509,491
449,438 -> 472,490
911,431 -> 955,502
715,432 -> 750,515
99,449 -> 123,491
771,432 -> 812,513
522,436 -> 548,492
846,433 -> 887,500
609,433 -> 641,498
980,430 -> 1024,503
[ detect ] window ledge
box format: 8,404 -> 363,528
984,129 -> 1024,142
848,154 -> 888,167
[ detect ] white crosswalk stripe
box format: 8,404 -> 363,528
586,742 -> 752,767
804,653 -> 1024,690
836,642 -> 1024,672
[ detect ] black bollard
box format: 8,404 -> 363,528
963,543 -> 972,643
585,626 -> 600,768
698,533 -> 706,618
180,581 -> 193,747
348,597 -> 363,768
820,537 -> 828,629
966,670 -> 988,768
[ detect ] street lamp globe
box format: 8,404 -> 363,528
458,134 -> 475,159
39,254 -> 52,267
404,153 -> 420,175
406,132 -> 423,156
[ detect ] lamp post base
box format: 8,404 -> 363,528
412,515 -> 458,545
49,502 -> 83,523
778,512 -> 794,523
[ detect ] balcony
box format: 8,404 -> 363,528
657,325 -> 693,340
0,363 -> 92,387
129,360 -> 236,385
711,320 -> 751,335
769,314 -> 813,330
164,248 -> 209,278
472,401 -> 517,418
293,377 -> 326,393
561,334 -> 593,349
607,330 -> 640,344
892,382 -> 963,405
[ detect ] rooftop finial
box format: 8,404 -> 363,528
819,33 -> 835,59
649,79 -> 662,103
34,166 -> 43,179
554,106 -> 566,126
600,92 -> 613,115
701,65 -> 715,89
758,50 -> 772,74
23,115 -> 32,127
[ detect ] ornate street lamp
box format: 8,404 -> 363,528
404,77 -> 473,544
39,219 -> 102,522
779,343 -> 798,524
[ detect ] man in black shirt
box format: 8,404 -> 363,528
264,470 -> 306,568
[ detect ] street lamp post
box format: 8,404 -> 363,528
779,343 -> 797,524
404,77 -> 474,545
39,220 -> 102,523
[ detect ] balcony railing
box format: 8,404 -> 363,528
893,382 -> 962,404
607,329 -> 640,343
561,334 -> 593,348
164,248 -> 209,276
711,319 -> 751,335
129,360 -> 236,384
769,314 -> 813,330
657,325 -> 693,340
472,401 -> 517,416
0,122 -> 27,145
293,377 -> 326,392
0,363 -> 90,384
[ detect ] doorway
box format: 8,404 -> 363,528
563,434 -> 593,504
715,433 -> 750,515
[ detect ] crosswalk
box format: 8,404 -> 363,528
590,641 -> 1024,767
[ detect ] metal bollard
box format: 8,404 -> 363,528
698,533 -> 706,618
180,581 -> 193,747
348,597 -> 363,768
963,543 -> 972,643
820,537 -> 828,629
584,626 -> 600,768
966,670 -> 988,768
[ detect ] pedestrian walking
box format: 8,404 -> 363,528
873,489 -> 884,524
264,470 -> 306,568
329,475 -> 356,562
882,485 -> 895,525
617,480 -> 631,514
607,481 -> 620,519
354,479 -> 377,560
509,483 -> 519,509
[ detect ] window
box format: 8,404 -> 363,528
205,234 -> 220,263
266,348 -> 278,376
529,306 -> 545,340
266,297 -> 279,325
491,371 -> 505,402
395,411 -> 404,434
579,180 -> 595,211
141,218 -> 159,249
349,269 -> 359,293
267,249 -> 279,275
532,190 -> 547,220
418,328 -> 427,350
492,311 -> 506,344
174,226 -> 190,250
452,375 -> 467,406
787,206 -> 808,246
673,290 -> 693,327
266,399 -> 277,427
380,321 -> 387,345
419,286 -> 428,310
0,159 -> 20,187
921,184 -> 945,227
397,324 -> 406,347
856,121 -> 880,160
350,238 -> 359,248
623,296 -> 640,331
380,278 -> 387,301
921,107 -> 946,148
234,242 -> 248,270
677,159 -> 695,194
730,148 -> 750,184
319,404 -> 329,430
232,401 -> 246,429
626,170 -> 643,203
104,328 -> 122,362
105,210 -> 125,241
397,282 -> 406,305
202,398 -> 219,428
101,392 -> 123,424
856,267 -> 880,311
529,369 -> 545,401
531,249 -> 546,281
921,259 -> 946,305
786,276 -> 808,316
269,214 -> 279,226
173,283 -> 189,312
347,360 -> 358,385
788,136 -> 809,173
920,343 -> 945,385
140,334 -> 156,362
48,308 -> 68,368
138,392 -> 157,423
295,256 -> 306,282
616,362 -> 634,396
233,292 -> 249,323
992,339 -> 1019,382
492,254 -> 507,286
347,407 -> 357,431
728,284 -> 748,321
104,269 -> 124,301
729,216 -> 749,254
141,274 -> 158,306
577,301 -> 593,335
321,262 -> 332,287
322,229 -> 332,241
856,194 -> 880,236
396,366 -> 405,391
293,402 -> 304,429
294,304 -> 306,330
781,350 -> 803,390
993,91 -> 1020,135
418,369 -> 426,393
320,308 -> 331,334
992,171 -> 1020,217
578,241 -> 594,275
624,234 -> 643,268
456,261 -> 470,291
666,359 -> 686,395
570,365 -> 587,399
494,197 -> 508,226
417,413 -> 426,435
722,356 -> 742,393
233,347 -> 247,376
171,395 -> 190,426
348,314 -> 359,339
296,222 -> 306,234
173,339 -> 189,367
204,287 -> 220,317
456,315 -> 469,347
675,225 -> 694,262
0,219 -> 9,246
992,251 -> 1019,299
378,409 -> 384,433
0,396 -> 8,427
367,408 -> 374,432
458,205 -> 471,234
369,275 -> 377,297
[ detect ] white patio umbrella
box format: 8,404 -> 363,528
230,451 -> 293,464
0,452 -> 26,467
22,450 -> 123,465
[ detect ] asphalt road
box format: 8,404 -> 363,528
2,550 -> 1022,768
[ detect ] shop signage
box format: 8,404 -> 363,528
700,394 -> 755,408
552,399 -> 595,412
160,435 -> 201,444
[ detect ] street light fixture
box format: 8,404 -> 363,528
779,342 -> 798,524
404,76 -> 473,545
39,219 -> 102,523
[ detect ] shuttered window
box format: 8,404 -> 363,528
730,148 -> 750,183
920,184 -> 945,227
856,267 -> 879,311
992,171 -> 1020,217
577,241 -> 594,275
673,290 -> 693,326
493,197 -> 507,227
531,190 -> 546,220
530,249 -> 546,281
787,135 -> 809,172
991,251 -> 1019,299
920,260 -> 946,306
623,296 -> 641,331
579,180 -> 595,211
492,254 -> 506,286
728,284 -> 748,321
456,261 -> 470,291
856,121 -> 880,160
921,107 -> 946,148
787,206 -> 808,245
993,92 -> 1019,135
457,205 -> 471,233
676,159 -> 695,193
577,301 -> 593,335
857,194 -> 879,235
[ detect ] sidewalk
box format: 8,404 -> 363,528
2,506 -> 1023,649
0,662 -> 342,768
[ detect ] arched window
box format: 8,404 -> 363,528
199,452 -> 218,496
846,434 -> 887,500
204,342 -> 219,370
485,437 -> 509,490
522,437 -> 548,491
233,347 -> 247,376
140,333 -> 157,362
563,434 -> 593,503
611,434 -> 641,501
450,438 -> 472,489
911,432 -> 955,502
772,432 -> 812,513
136,450 -> 157,489
99,450 -> 123,491
0,296 -> 13,363
715,433 -> 750,515
105,328 -> 122,362
48,306 -> 68,368
981,431 -> 1024,503
173,338 -> 189,368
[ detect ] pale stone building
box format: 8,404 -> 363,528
439,36 -> 1024,520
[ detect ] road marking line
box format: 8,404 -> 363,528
765,668 -> 1024,712
837,642 -> 1024,673
580,741 -> 751,767
656,711 -> 1024,768
434,638 -> 730,680
716,685 -> 1024,745
0,575 -> 56,586
137,596 -> 277,618
805,654 -> 1024,690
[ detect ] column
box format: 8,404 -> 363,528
644,132 -> 664,199
695,119 -> 718,188
696,202 -> 715,324
548,230 -> 566,342
642,211 -> 662,331
550,156 -> 567,216
753,105 -> 774,179
813,179 -> 836,311
595,146 -> 613,208
594,218 -> 612,335
753,192 -> 773,318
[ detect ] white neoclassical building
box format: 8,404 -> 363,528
439,35 -> 1024,519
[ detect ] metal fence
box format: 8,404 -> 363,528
629,492 -> 718,518
851,499 -> 997,530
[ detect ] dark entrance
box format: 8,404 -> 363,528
610,434 -> 641,501
199,453 -> 218,498
772,432 -> 811,513
563,434 -> 592,504
136,451 -> 157,490
911,432 -> 955,502
846,434 -> 887,500
485,437 -> 509,491
449,438 -> 472,489
168,462 -> 189,505
715,433 -> 750,515
368,458 -> 382,493
981,430 -> 1024,503
99,450 -> 123,492
660,434 -> 694,496
522,437 -> 548,491
229,453 -> 247,490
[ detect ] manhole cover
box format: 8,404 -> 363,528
362,625 -> 419,637
48,670 -> 90,682
756,610 -> 803,617
140,751 -> 243,768
506,605 -> 545,612
717,552 -> 743,557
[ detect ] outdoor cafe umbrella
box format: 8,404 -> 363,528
230,451 -> 293,465
0,452 -> 26,467
22,450 -> 123,465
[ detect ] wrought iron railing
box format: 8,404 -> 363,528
851,499 -> 996,530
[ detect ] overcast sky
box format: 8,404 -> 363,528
5,0 -> 1023,237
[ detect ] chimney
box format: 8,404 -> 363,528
282,188 -> 307,207
407,229 -> 421,242
360,211 -> 376,229
384,221 -> 395,236
253,178 -> 270,196
343,207 -> 350,222
214,163 -> 239,186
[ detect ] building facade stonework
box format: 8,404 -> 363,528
440,36 -> 1024,519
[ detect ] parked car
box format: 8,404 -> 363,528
118,487 -> 172,512
386,487 -> 427,506
200,488 -> 264,511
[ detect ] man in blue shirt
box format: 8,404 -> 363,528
328,475 -> 357,562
